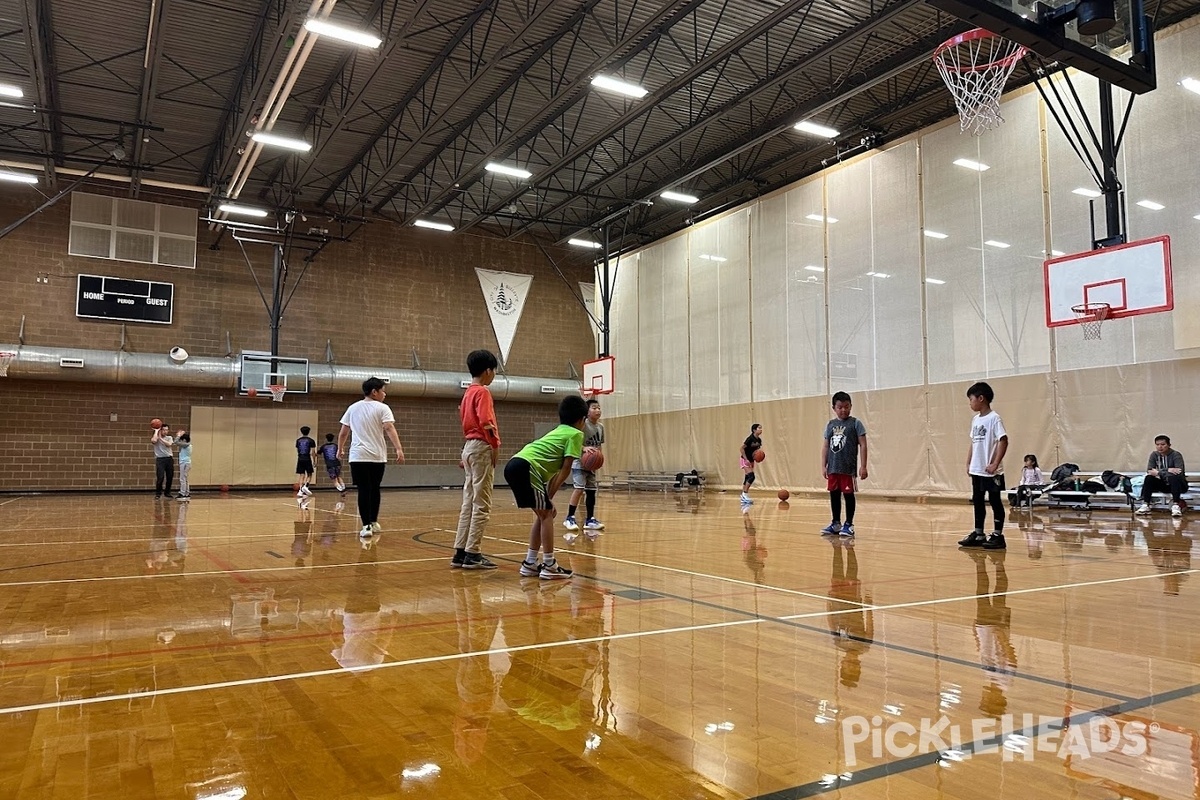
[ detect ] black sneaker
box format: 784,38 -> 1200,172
958,530 -> 987,547
450,553 -> 466,568
462,553 -> 498,570
982,533 -> 1007,550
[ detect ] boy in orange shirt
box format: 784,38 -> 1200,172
453,350 -> 502,569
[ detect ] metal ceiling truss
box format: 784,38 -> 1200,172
131,0 -> 170,193
15,0 -> 63,186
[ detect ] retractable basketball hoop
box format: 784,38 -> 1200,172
268,384 -> 287,403
933,28 -> 1027,135
0,351 -> 14,378
1071,302 -> 1111,340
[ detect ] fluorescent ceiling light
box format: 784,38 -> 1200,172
953,158 -> 990,171
1136,199 -> 1164,210
805,214 -> 838,223
698,254 -> 727,262
0,84 -> 23,99
568,238 -> 602,249
924,230 -> 948,239
660,190 -> 698,203
794,120 -> 839,138
1182,77 -> 1200,95
590,75 -> 648,99
413,219 -> 454,231
303,17 -> 382,48
251,132 -> 312,152
866,271 -> 891,278
218,203 -> 268,218
0,169 -> 38,184
984,240 -> 1010,248
804,265 -> 824,272
1047,249 -> 1065,256
1072,187 -> 1102,198
925,278 -> 946,284
1194,214 -> 1200,221
485,162 -> 532,179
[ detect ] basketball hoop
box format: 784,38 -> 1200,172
268,384 -> 287,402
1071,302 -> 1111,340
0,351 -> 14,378
934,28 -> 1027,135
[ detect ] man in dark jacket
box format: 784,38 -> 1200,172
1136,435 -> 1187,517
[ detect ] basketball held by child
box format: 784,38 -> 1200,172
150,418 -> 163,429
778,489 -> 789,501
580,447 -> 604,472
753,449 -> 765,463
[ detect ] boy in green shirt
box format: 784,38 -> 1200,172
503,395 -> 589,579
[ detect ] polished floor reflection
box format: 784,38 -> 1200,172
0,490 -> 1197,798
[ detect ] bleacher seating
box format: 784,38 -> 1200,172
606,470 -> 706,493
1008,471 -> 1200,513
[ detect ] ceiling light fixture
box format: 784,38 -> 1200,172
924,230 -> 948,239
251,132 -> 312,151
568,238 -> 602,249
804,265 -> 824,272
698,254 -> 727,262
0,84 -> 23,99
1182,77 -> 1200,95
303,17 -> 382,48
413,219 -> 454,231
0,169 -> 38,184
1136,199 -> 1164,210
218,203 -> 269,218
660,190 -> 698,203
925,278 -> 946,284
984,240 -> 1010,248
794,120 -> 840,138
806,213 -> 838,223
1072,187 -> 1102,198
953,158 -> 990,171
485,162 -> 533,179
590,75 -> 648,98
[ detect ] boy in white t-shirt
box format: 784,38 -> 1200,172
959,381 -> 1008,550
337,377 -> 406,544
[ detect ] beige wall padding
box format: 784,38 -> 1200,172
190,406 -> 320,487
605,362 -> 1200,496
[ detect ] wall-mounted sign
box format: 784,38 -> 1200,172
76,274 -> 174,324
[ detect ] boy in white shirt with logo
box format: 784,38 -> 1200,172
959,381 -> 1008,550
337,377 -> 406,544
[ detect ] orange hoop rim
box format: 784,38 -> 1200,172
933,28 -> 1028,73
1071,302 -> 1111,320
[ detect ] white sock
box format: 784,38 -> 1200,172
526,549 -> 539,563
543,555 -> 556,567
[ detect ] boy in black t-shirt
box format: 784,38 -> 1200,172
296,426 -> 317,498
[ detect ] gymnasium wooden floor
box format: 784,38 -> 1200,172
0,488 -> 1197,799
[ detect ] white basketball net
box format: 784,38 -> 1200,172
1072,303 -> 1110,340
934,29 -> 1027,136
268,384 -> 287,402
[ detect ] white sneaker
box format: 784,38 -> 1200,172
563,516 -> 580,531
740,493 -> 752,504
584,518 -> 604,530
370,522 -> 381,533
1135,503 -> 1152,515
358,525 -> 374,539
1171,503 -> 1182,517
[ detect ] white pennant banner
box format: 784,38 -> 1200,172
476,268 -> 533,364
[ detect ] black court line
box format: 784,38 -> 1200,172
749,680 -> 1200,798
411,531 -> 1136,703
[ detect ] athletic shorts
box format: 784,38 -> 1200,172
504,457 -> 551,510
827,473 -> 856,493
324,460 -> 342,479
740,457 -> 753,471
571,466 -> 598,491
296,456 -> 314,476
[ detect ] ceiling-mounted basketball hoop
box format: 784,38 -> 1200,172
1071,302 -> 1111,340
933,28 -> 1027,135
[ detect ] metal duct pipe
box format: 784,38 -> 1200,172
0,344 -> 579,403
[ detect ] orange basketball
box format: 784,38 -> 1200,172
580,447 -> 604,472
150,418 -> 163,429
753,449 -> 765,463
778,489 -> 790,501
247,387 -> 258,398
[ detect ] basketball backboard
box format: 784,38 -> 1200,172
581,356 -> 615,396
925,0 -> 1156,93
240,353 -> 310,394
1044,235 -> 1171,327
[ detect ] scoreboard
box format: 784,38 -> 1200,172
76,274 -> 174,324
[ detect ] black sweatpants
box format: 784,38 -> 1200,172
350,461 -> 387,526
155,456 -> 174,496
971,473 -> 1006,531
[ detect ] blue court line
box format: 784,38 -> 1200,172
410,531 -> 1135,703
749,680 -> 1200,799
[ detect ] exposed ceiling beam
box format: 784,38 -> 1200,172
18,0 -> 63,188
131,0 -> 170,195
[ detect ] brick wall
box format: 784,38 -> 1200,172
0,186 -> 597,490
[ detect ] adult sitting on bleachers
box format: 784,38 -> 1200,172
1136,435 -> 1187,517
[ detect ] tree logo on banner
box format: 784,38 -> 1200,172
476,268 -> 533,364
490,282 -> 518,315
